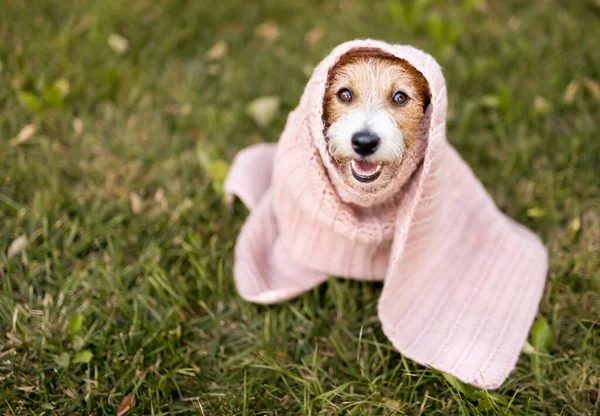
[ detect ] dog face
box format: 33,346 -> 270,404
323,55 -> 430,192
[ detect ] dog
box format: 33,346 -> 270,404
323,54 -> 431,192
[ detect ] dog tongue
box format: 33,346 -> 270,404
354,160 -> 379,175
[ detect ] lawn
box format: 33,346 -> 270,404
1,0 -> 599,414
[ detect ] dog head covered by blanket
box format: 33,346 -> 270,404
224,39 -> 548,389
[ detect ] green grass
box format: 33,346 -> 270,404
1,0 -> 599,414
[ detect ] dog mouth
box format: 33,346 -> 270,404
350,159 -> 383,183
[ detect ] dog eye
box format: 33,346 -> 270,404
392,91 -> 409,106
337,88 -> 353,103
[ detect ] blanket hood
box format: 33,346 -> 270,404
299,39 -> 447,207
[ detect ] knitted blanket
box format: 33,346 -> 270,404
224,39 -> 548,389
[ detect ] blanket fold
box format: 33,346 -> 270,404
224,39 -> 548,389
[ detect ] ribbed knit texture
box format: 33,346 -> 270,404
223,40 -> 548,389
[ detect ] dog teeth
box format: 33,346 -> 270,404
351,160 -> 382,177
350,160 -> 383,183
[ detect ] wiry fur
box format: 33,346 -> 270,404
323,55 -> 430,193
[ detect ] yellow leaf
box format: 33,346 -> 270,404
10,124 -> 36,147
108,34 -> 129,54
526,207 -> 546,218
563,80 -> 579,104
53,78 -> 70,98
204,40 -> 228,61
568,216 -> 581,235
255,21 -> 280,42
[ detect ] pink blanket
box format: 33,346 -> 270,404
224,39 -> 548,389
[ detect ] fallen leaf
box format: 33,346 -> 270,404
72,118 -> 84,135
521,340 -> 536,355
10,124 -> 36,147
116,392 -> 136,416
584,78 -> 600,102
54,352 -> 70,369
563,80 -> 580,104
479,94 -> 499,109
569,216 -> 581,235
197,149 -> 230,196
526,207 -> 546,218
15,386 -> 37,392
108,34 -> 129,54
72,350 -> 93,364
204,40 -> 228,61
63,388 -> 77,399
305,28 -> 324,46
53,78 -> 70,98
129,192 -> 143,214
68,313 -> 83,335
154,188 -> 165,202
7,235 -> 27,260
530,316 -> 553,352
533,96 -> 552,114
383,398 -> 401,408
255,21 -> 280,41
154,188 -> 167,211
246,96 -> 280,127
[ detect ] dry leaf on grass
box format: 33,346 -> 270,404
10,124 -> 36,147
72,118 -> 84,135
116,392 -> 136,416
533,96 -> 551,114
108,34 -> 129,54
305,28 -> 324,46
15,386 -> 37,392
129,192 -> 143,214
563,80 -> 579,104
204,40 -> 228,61
154,188 -> 168,211
246,96 -> 280,127
584,78 -> 600,102
255,21 -> 280,42
521,340 -> 536,355
154,188 -> 165,203
53,78 -> 70,98
7,236 -> 27,260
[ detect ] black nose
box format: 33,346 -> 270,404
351,131 -> 380,156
